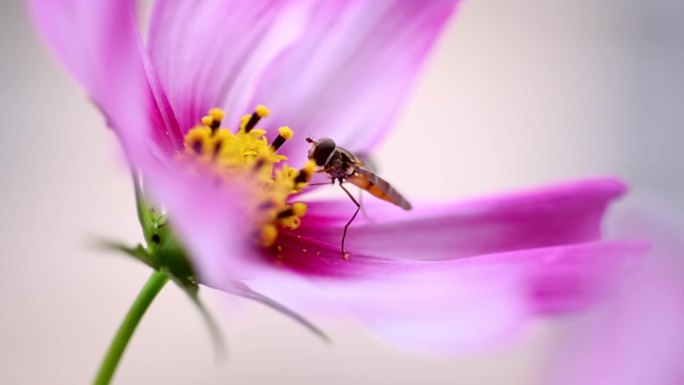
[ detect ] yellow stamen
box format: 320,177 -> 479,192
291,202 -> 307,217
239,115 -> 251,131
201,116 -> 214,127
180,106 -> 311,248
249,129 -> 267,138
278,126 -> 293,140
209,108 -> 225,122
301,160 -> 315,176
276,201 -> 308,230
255,104 -> 270,118
260,224 -> 278,247
270,126 -> 294,151
184,126 -> 213,157
294,160 -> 316,190
280,215 -> 301,229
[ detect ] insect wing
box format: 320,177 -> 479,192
352,152 -> 380,173
346,167 -> 412,210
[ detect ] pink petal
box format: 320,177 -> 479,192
192,177 -> 636,352
250,0 -> 460,165
247,240 -> 646,353
28,0 -> 183,155
28,1 -> 249,282
545,253 -> 684,385
156,173 -> 270,283
294,178 -> 626,260
147,0 -> 314,132
543,208 -> 684,385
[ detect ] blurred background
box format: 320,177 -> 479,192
1,0 -> 682,384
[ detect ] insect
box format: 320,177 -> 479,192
305,137 -> 412,258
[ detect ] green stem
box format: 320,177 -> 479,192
93,271 -> 169,385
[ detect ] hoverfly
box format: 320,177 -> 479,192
305,137 -> 412,258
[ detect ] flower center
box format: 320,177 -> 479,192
179,105 -> 314,247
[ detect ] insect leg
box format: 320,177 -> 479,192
307,180 -> 335,187
338,179 -> 361,260
305,176 -> 336,188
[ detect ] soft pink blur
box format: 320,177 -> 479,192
2,0 -> 682,384
541,207 -> 684,385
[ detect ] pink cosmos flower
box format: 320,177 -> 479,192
29,0 -> 645,353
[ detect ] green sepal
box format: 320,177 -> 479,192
133,175 -> 196,285
172,277 -> 227,358
149,223 -> 196,287
95,240 -> 155,268
133,175 -> 156,245
131,176 -> 226,355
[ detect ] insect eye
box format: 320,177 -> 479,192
311,138 -> 336,166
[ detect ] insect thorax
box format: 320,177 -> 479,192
324,149 -> 356,179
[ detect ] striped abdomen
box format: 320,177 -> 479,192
346,167 -> 412,210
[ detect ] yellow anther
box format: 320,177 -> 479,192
270,126 -> 294,151
239,115 -> 250,130
295,160 -> 316,184
294,160 -> 316,187
184,126 -> 213,154
291,202 -> 307,217
278,126 -> 294,140
302,160 -> 316,175
255,104 -> 270,118
284,166 -> 298,178
280,216 -> 301,230
260,224 -> 278,247
209,108 -> 225,122
201,116 -> 214,127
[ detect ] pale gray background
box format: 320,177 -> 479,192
1,0 -> 682,384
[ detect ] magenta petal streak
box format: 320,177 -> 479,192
295,178 -> 626,261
